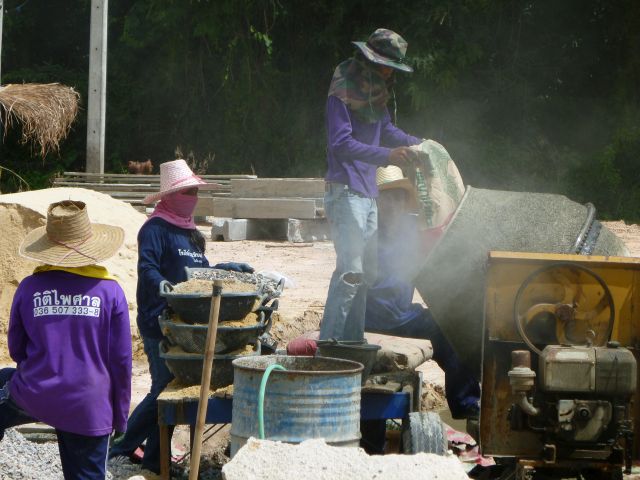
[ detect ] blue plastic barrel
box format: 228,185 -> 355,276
230,355 -> 363,457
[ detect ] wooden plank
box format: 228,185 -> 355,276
52,182 -> 158,190
211,198 -> 322,219
51,182 -> 232,193
53,177 -> 160,184
15,423 -> 56,435
60,171 -> 256,180
230,178 -> 324,198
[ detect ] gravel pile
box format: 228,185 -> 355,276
188,269 -> 282,299
0,428 -> 226,479
0,429 -> 63,479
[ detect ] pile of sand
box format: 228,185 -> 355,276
0,187 -> 146,361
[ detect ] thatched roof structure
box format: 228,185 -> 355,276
0,83 -> 80,157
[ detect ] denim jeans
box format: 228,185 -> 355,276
108,336 -> 174,473
320,183 -> 378,341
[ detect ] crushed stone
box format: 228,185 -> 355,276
187,269 -> 282,298
0,428 -> 224,479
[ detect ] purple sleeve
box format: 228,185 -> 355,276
380,114 -> 422,147
109,286 -> 132,432
8,284 -> 28,364
327,96 -> 391,166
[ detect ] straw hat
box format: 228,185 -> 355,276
19,200 -> 124,267
143,159 -> 219,204
376,165 -> 420,210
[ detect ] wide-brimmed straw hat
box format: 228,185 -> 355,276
19,200 -> 124,267
352,28 -> 413,73
376,165 -> 420,210
143,159 -> 219,204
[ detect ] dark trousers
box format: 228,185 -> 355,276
0,367 -> 110,480
108,336 -> 174,474
57,430 -> 110,480
0,368 -> 34,441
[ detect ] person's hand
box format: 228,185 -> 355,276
213,262 -> 255,273
388,147 -> 415,166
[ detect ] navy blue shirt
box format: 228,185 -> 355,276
136,217 -> 210,338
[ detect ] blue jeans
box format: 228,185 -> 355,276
320,183 -> 378,341
108,336 -> 174,474
0,368 -> 110,479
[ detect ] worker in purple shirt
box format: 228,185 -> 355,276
0,200 -> 131,480
321,28 -> 422,342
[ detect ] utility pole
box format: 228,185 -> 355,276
86,0 -> 108,173
0,0 -> 4,83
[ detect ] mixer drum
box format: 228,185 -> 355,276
414,187 -> 629,375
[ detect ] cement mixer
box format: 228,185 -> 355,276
412,186 -> 637,478
414,186 -> 629,375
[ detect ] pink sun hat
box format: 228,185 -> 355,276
143,159 -> 221,204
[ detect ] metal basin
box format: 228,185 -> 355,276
159,280 -> 267,323
159,339 -> 261,389
159,308 -> 273,354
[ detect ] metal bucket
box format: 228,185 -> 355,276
414,187 -> 629,376
230,355 -> 363,457
316,340 -> 381,385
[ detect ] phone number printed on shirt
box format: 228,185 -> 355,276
33,305 -> 100,317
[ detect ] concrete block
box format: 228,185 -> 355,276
211,217 -> 234,241
211,218 -> 288,242
287,218 -> 330,243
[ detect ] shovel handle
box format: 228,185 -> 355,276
189,280 -> 223,480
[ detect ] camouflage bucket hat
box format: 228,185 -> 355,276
352,28 -> 413,73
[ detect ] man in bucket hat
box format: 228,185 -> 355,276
0,200 -> 132,479
321,28 -> 422,342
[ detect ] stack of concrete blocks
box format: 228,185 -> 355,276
209,178 -> 329,243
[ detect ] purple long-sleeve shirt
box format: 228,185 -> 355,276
325,95 -> 421,198
8,270 -> 132,436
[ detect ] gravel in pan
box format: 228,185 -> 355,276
187,269 -> 282,298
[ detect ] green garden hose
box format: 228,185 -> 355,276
258,363 -> 287,439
